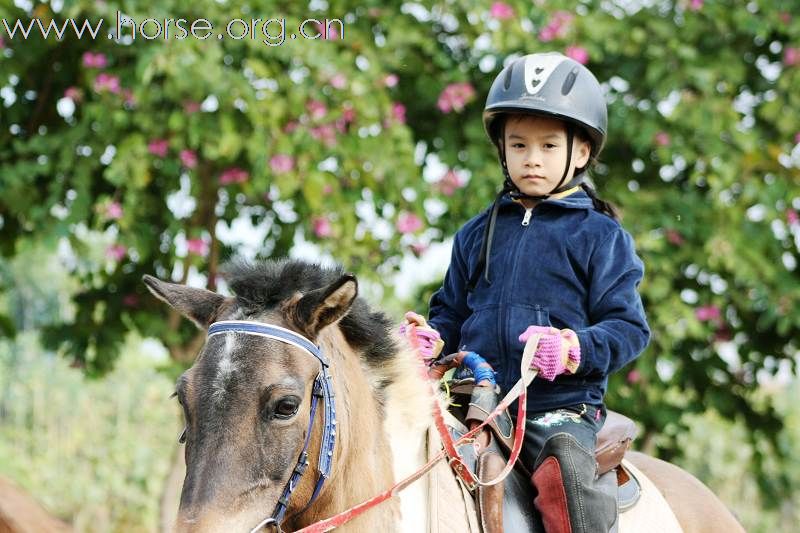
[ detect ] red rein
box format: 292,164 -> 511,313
293,330 -> 540,533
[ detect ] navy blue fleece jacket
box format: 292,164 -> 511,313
428,189 -> 650,413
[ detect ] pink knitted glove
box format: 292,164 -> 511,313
518,325 -> 581,381
400,311 -> 444,364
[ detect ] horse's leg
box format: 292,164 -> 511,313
625,451 -> 745,533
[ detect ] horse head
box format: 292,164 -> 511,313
144,260 -> 412,532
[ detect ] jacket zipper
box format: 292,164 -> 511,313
521,207 -> 533,226
502,205 -> 534,387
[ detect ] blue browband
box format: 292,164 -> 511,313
207,320 -> 337,531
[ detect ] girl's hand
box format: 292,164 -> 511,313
518,325 -> 581,381
400,311 -> 444,362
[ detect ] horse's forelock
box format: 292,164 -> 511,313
221,259 -> 401,391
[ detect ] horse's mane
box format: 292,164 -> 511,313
222,258 -> 399,373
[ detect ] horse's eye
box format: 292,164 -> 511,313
273,398 -> 300,420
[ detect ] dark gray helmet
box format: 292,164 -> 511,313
483,52 -> 607,156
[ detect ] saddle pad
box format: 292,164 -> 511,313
617,459 -> 683,533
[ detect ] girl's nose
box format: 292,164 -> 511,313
525,150 -> 541,167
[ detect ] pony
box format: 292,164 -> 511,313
143,258 -> 745,532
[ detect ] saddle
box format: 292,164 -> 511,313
442,382 -> 641,533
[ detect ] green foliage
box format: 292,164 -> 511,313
674,383 -> 800,533
0,331 -> 180,532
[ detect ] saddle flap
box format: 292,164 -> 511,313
595,411 -> 637,475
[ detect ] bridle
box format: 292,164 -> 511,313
205,320 -> 337,533
196,321 -> 538,533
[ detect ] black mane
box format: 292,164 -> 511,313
223,258 -> 398,367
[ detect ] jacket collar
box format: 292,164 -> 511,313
500,187 -> 594,211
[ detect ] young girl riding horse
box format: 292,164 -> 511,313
406,51 -> 651,532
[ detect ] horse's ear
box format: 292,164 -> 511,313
142,275 -> 227,329
293,274 -> 358,337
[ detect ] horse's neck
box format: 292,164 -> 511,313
381,342 -> 435,473
298,331 -> 403,530
380,341 -> 436,532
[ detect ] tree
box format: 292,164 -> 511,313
1,0 -> 799,501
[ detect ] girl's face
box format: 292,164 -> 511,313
503,115 -> 591,199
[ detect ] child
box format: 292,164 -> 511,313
409,52 -> 650,532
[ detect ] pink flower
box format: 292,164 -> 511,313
437,82 -> 476,113
795,132 -> 800,144
437,169 -> 465,196
122,294 -> 139,307
307,99 -> 328,120
106,244 -> 127,261
784,47 -> 800,67
315,22 -> 339,40
384,74 -> 399,87
565,45 -> 589,65
186,238 -> 209,257
695,305 -> 721,322
330,74 -> 347,89
106,201 -> 123,220
392,103 -> 406,124
779,12 -> 792,24
122,88 -> 136,106
713,325 -> 732,343
283,120 -> 299,133
654,131 -> 671,147
626,369 -> 641,384
64,86 -> 82,101
94,73 -> 120,94
147,139 -> 169,158
180,149 -> 198,169
538,11 -> 574,42
218,167 -> 249,185
336,106 -> 356,133
312,216 -> 333,238
183,100 -> 201,113
787,209 -> 799,226
687,0 -> 703,10
322,184 -> 333,194
82,51 -> 107,68
396,212 -> 423,234
490,2 -> 515,20
410,242 -> 428,256
269,154 -> 295,174
310,124 -> 337,147
665,229 -> 684,246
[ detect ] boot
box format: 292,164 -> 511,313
531,432 -> 617,533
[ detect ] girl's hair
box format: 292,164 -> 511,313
581,182 -> 619,221
573,127 -> 620,221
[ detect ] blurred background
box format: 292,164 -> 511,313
1,0 -> 799,531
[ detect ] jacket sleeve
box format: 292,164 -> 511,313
574,227 -> 650,378
428,230 -> 472,356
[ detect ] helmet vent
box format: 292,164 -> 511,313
503,63 -> 514,90
562,67 -> 579,95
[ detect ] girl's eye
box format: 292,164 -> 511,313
273,398 -> 300,420
544,143 -> 557,149
511,143 -> 524,149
